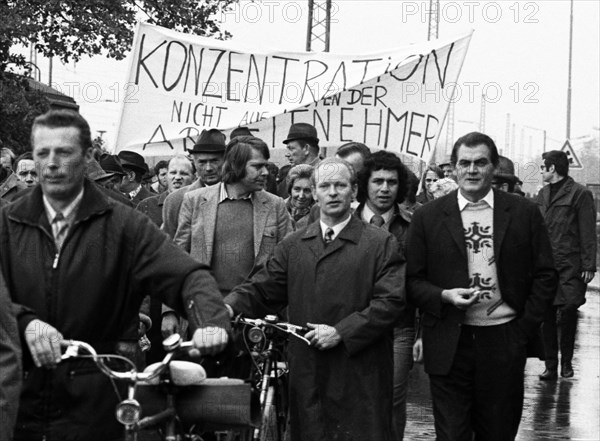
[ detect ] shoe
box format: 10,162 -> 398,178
561,363 -> 574,378
539,369 -> 558,381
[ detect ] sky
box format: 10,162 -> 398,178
28,0 -> 600,165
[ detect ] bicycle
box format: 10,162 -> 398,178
60,333 -> 258,441
233,315 -> 310,441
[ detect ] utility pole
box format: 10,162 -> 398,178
504,113 -> 511,157
306,0 -> 332,52
427,0 -> 440,41
566,0 -> 574,139
479,93 -> 486,133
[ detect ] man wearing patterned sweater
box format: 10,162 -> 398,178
407,132 -> 557,441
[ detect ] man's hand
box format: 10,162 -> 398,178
413,337 -> 424,363
581,271 -> 595,284
306,323 -> 342,350
191,327 -> 229,356
441,288 -> 479,310
161,312 -> 180,338
24,319 -> 63,368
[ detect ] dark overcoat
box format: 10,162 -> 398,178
536,177 -> 597,306
0,181 -> 229,441
225,216 -> 405,441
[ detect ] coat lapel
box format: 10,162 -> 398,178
319,217 -> 362,262
202,186 -> 220,263
302,221 -> 324,260
253,191 -> 270,257
493,190 -> 512,260
442,193 -> 467,259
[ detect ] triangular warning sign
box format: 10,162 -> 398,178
560,140 -> 583,170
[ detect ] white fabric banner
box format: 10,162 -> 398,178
116,22 -> 472,163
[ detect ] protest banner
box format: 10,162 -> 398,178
116,22 -> 472,164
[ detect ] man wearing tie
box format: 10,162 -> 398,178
224,157 -> 405,441
355,150 -> 415,441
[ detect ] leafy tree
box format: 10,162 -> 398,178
0,0 -> 236,152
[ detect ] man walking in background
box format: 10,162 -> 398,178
537,150 -> 597,380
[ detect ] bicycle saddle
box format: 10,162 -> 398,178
141,361 -> 207,386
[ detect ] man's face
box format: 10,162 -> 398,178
314,163 -> 357,221
491,177 -> 509,192
16,159 -> 38,187
540,162 -> 553,183
337,152 -> 365,174
441,164 -> 454,178
157,167 -> 168,187
367,169 -> 399,214
97,174 -> 123,192
455,143 -> 495,202
239,148 -> 269,193
424,170 -> 439,194
167,159 -> 194,191
192,152 -> 223,185
32,126 -> 91,202
0,153 -> 12,170
285,140 -> 309,166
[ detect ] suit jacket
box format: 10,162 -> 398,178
136,191 -> 169,226
406,189 -> 557,375
174,184 -> 292,269
162,179 -> 204,238
130,185 -> 154,207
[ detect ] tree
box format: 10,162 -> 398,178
0,0 -> 237,152
1,1 -> 236,70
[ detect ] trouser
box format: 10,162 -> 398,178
392,326 -> 415,441
428,321 -> 527,441
542,304 -> 579,370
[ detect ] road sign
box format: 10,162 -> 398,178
561,140 -> 583,169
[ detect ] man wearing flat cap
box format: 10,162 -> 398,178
277,122 -> 321,198
162,128 -> 226,238
117,150 -> 153,206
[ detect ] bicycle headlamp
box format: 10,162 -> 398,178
115,399 -> 141,425
248,326 -> 265,344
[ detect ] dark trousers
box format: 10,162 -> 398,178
429,321 -> 527,441
541,304 -> 578,369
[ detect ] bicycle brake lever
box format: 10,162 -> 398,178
61,344 -> 80,360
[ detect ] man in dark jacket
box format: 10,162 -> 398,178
537,150 -> 597,380
225,157 -> 405,441
407,132 -> 557,440
0,270 -> 21,441
355,150 -> 414,441
0,110 -> 230,441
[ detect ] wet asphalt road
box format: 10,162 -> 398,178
404,288 -> 600,441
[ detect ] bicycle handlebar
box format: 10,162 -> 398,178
234,315 -> 311,345
60,333 -> 195,382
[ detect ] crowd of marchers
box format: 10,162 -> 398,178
0,110 -> 596,441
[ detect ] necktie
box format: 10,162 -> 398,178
52,212 -> 69,250
370,215 -> 385,227
324,227 -> 334,244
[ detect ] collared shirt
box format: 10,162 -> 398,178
218,182 -> 254,203
320,214 -> 352,242
361,203 -> 394,227
457,188 -> 494,211
43,188 -> 84,248
128,185 -> 143,200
